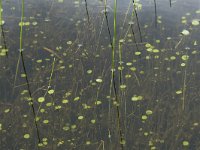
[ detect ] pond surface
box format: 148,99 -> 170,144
0,0 -> 200,149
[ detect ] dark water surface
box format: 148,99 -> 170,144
0,0 -> 200,149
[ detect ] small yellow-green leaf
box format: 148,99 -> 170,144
146,110 -> 153,115
181,55 -> 189,61
43,120 -> 49,124
62,99 -> 69,104
182,141 -> 189,146
24,134 -> 30,139
96,78 -> 103,83
78,116 -> 84,120
181,29 -> 190,35
192,19 -> 199,26
48,89 -> 54,94
142,115 -> 148,120
38,97 -> 45,103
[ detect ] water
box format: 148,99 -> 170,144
0,0 -> 200,149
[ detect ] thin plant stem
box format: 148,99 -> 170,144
182,67 -> 187,111
182,49 -> 189,111
104,4 -> 113,49
153,0 -> 157,28
19,0 -> 41,143
36,57 -> 56,116
122,0 -> 132,28
113,0 -> 124,149
132,0 -> 142,42
118,41 -> 123,85
104,1 -> 113,144
0,0 -> 7,57
131,24 -> 139,52
84,0 -> 90,24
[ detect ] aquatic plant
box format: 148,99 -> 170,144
0,0 -> 200,149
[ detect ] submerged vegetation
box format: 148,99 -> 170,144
0,0 -> 200,149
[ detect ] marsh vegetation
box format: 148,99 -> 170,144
0,0 -> 200,149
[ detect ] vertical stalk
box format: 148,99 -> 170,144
19,0 -> 41,143
182,67 -> 187,111
153,0 -> 157,28
84,0 -> 90,24
132,0 -> 142,42
169,0 -> 172,7
130,24 -> 139,52
113,0 -> 124,149
118,41 -> 123,85
0,0 -> 7,57
112,0 -> 117,70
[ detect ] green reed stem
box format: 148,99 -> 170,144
19,0 -> 41,143
112,0 -> 117,70
118,41 -> 123,84
113,0 -> 124,149
0,0 -> 1,27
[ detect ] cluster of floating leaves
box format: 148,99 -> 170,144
0,0 -> 200,149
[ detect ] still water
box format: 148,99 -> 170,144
0,0 -> 200,149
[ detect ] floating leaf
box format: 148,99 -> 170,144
21,74 -> 26,78
181,29 -> 190,35
71,124 -> 76,129
95,100 -> 102,105
91,119 -> 96,124
32,21 -> 38,26
38,97 -> 45,103
181,55 -> 189,61
62,99 -> 69,104
156,40 -> 160,43
63,126 -> 70,131
55,105 -> 62,110
96,78 -> 103,83
135,51 -> 141,56
86,141 -> 91,145
131,95 -> 143,101
48,89 -> 54,94
146,48 -> 152,52
24,134 -> 30,139
43,120 -> 49,124
142,115 -> 148,120
181,63 -> 186,67
146,110 -> 153,115
74,97 -> 80,101
126,62 -> 132,66
4,109 -> 10,113
58,0 -> 64,3
170,56 -> 176,60
192,19 -> 199,26
67,41 -> 72,45
78,116 -> 84,120
131,96 -> 138,101
152,49 -> 159,53
176,90 -> 182,94
120,84 -> 127,89
130,67 -> 136,72
87,70 -> 92,74
182,141 -> 189,146
145,43 -> 151,48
